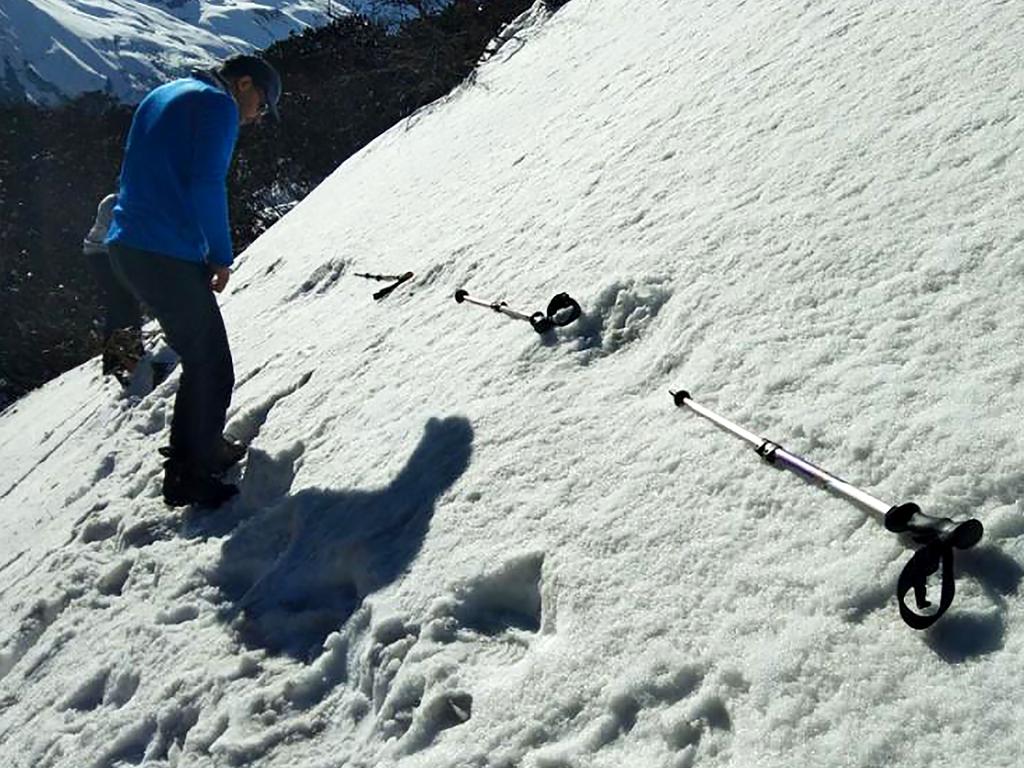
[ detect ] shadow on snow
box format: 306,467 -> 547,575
207,415 -> 474,660
923,545 -> 1023,663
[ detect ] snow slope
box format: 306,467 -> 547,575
3,0 -> 1024,765
0,0 -> 403,104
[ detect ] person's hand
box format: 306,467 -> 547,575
211,266 -> 231,293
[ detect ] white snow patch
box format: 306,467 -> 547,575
3,0 -> 1024,766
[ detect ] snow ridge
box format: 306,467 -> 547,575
2,0 -> 387,104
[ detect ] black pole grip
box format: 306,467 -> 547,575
373,272 -> 414,301
896,540 -> 957,630
886,503 -> 982,630
529,293 -> 582,334
546,293 -> 582,327
884,503 -> 984,550
529,312 -> 554,334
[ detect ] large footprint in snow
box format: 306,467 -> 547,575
356,552 -> 547,755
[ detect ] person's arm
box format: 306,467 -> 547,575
189,92 -> 239,269
210,266 -> 231,293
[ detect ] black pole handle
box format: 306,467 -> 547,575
373,271 -> 414,301
529,312 -> 553,334
896,540 -> 956,630
884,502 -> 983,630
529,293 -> 582,334
884,503 -> 984,549
546,293 -> 582,326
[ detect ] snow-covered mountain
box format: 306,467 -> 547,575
1,0 -> 397,105
3,0 -> 1024,766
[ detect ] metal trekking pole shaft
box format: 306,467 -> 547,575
681,395 -> 890,519
454,289 -> 532,322
671,390 -> 983,548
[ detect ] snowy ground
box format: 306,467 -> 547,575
3,0 -> 1024,765
0,0 -> 416,104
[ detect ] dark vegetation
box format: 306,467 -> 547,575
0,0 -> 548,409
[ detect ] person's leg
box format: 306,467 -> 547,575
171,297 -> 234,469
89,251 -> 143,338
91,251 -> 144,381
103,328 -> 144,383
109,244 -> 234,473
105,271 -> 144,337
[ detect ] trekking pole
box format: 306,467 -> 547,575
454,288 -> 582,334
670,390 -> 984,630
355,271 -> 414,301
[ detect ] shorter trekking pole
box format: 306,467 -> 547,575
355,271 -> 414,301
670,390 -> 984,630
454,288 -> 582,334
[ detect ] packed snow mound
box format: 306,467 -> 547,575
0,0 -> 396,104
3,0 -> 1024,766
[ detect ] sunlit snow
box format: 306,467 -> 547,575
2,1 -> 1024,766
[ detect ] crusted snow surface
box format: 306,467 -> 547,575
3,0 -> 1024,766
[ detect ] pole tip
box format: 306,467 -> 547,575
454,289 -> 468,304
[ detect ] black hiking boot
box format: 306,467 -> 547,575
162,460 -> 239,508
217,438 -> 248,471
102,327 -> 144,386
158,437 -> 248,475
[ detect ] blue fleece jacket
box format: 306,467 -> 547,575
107,74 -> 239,267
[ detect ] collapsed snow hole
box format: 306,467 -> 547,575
449,552 -> 544,635
570,277 -> 673,362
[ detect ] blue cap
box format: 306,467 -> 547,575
220,55 -> 282,121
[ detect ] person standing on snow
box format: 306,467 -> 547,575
83,192 -> 144,384
107,54 -> 282,508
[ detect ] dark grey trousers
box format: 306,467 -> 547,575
109,244 -> 234,473
86,251 -> 142,340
